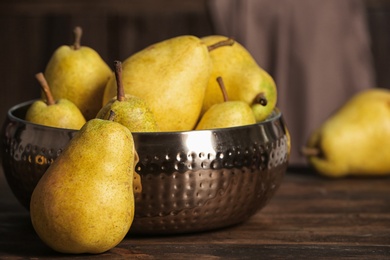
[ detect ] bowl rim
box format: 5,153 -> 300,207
6,99 -> 283,135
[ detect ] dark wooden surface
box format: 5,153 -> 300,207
1,168 -> 390,259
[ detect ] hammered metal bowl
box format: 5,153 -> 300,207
1,100 -> 289,234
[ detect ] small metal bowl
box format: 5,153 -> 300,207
1,100 -> 289,235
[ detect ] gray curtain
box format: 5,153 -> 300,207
208,0 -> 376,166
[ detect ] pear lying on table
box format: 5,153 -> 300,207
44,26 -> 112,120
196,76 -> 256,130
97,61 -> 159,132
25,73 -> 86,129
30,112 -> 137,254
302,88 -> 390,178
201,35 -> 277,122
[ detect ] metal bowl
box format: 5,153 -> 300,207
1,100 -> 289,235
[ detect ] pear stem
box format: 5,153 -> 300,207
216,76 -> 229,102
254,93 -> 268,106
114,60 -> 125,102
301,146 -> 320,157
207,38 -> 235,52
35,73 -> 56,106
73,26 -> 82,50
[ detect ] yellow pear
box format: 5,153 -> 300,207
97,61 -> 159,132
30,112 -> 137,254
103,35 -> 213,132
302,88 -> 390,178
25,73 -> 86,129
201,35 -> 277,122
44,26 -> 112,120
196,77 -> 256,130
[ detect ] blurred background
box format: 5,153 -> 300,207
0,0 -> 389,168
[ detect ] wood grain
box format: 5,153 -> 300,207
1,169 -> 389,259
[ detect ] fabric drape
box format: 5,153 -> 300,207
208,0 -> 376,166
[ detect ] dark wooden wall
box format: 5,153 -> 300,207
0,0 -> 214,125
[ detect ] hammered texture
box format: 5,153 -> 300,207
1,100 -> 289,234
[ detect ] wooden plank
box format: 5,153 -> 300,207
0,0 -> 208,15
1,170 -> 390,258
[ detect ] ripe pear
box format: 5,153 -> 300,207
302,88 -> 390,178
44,26 -> 112,120
196,77 -> 256,130
103,35 -> 215,131
25,73 -> 86,129
30,112 -> 137,254
97,61 -> 159,132
201,35 -> 277,122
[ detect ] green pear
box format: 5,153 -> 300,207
30,111 -> 137,254
201,35 -> 277,122
44,26 -> 112,120
103,35 -> 216,131
97,61 -> 159,132
302,88 -> 390,178
25,73 -> 86,129
196,77 -> 256,130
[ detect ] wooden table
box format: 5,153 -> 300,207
1,168 -> 390,259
